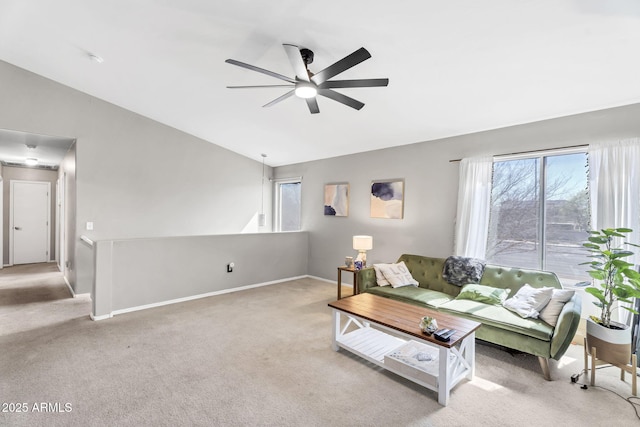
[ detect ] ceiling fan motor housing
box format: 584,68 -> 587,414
300,48 -> 314,65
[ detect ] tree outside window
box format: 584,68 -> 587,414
486,152 -> 589,283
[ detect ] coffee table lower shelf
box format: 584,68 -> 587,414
331,309 -> 475,406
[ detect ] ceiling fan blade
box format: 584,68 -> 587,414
319,78 -> 389,89
227,84 -> 294,89
263,90 -> 295,108
225,59 -> 295,83
283,44 -> 310,82
306,97 -> 320,114
318,89 -> 364,110
311,47 -> 371,85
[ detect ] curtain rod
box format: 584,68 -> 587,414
449,144 -> 588,163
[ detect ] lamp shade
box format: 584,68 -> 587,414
353,235 -> 373,251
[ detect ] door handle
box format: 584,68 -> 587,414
14,227 -> 22,230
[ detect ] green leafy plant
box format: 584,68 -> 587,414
582,228 -> 640,328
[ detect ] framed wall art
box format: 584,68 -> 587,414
371,179 -> 404,219
324,183 -> 349,216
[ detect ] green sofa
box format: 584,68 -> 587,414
356,254 -> 582,380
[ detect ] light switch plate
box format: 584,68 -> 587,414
86,222 -> 94,230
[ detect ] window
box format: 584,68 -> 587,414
486,151 -> 589,283
274,178 -> 301,231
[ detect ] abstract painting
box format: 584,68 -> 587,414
371,180 -> 404,219
324,183 -> 349,216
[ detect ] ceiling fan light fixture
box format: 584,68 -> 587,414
226,44 -> 388,113
295,83 -> 317,99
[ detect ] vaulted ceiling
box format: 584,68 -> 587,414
1,1 -> 639,166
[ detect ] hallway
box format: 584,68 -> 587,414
0,263 -> 90,336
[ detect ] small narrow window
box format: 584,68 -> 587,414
274,179 -> 302,231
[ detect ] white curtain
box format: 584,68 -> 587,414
588,138 -> 640,324
454,156 -> 493,259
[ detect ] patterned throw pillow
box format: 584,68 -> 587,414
442,256 -> 486,286
377,261 -> 419,288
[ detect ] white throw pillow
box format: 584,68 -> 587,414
377,261 -> 419,288
502,284 -> 554,319
373,263 -> 393,287
539,289 -> 575,326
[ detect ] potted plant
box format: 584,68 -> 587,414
582,228 -> 640,365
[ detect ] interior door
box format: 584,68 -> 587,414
11,180 -> 50,265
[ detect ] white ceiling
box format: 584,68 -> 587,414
1,1 -> 639,167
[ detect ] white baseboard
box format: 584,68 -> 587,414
62,273 -> 90,299
63,275 -> 75,297
307,274 -> 346,285
95,275 -> 309,320
90,313 -> 112,321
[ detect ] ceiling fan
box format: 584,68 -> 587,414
225,44 -> 389,114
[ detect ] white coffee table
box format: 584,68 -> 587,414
328,293 -> 481,406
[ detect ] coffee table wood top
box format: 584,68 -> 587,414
328,293 -> 480,349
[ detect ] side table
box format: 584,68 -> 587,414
337,266 -> 358,300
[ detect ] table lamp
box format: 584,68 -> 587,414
353,235 -> 373,267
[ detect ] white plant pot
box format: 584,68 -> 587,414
586,317 -> 632,366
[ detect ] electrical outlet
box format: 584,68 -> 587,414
227,262 -> 234,273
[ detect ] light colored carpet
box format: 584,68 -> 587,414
1,263 -> 639,426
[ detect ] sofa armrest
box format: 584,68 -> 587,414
549,294 -> 582,360
356,267 -> 377,291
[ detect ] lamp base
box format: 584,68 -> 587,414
355,250 -> 367,267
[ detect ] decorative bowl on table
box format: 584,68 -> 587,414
419,316 -> 438,335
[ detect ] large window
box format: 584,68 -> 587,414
274,179 -> 301,231
486,151 -> 589,283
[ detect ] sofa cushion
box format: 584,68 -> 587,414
539,289 -> 575,326
372,264 -> 393,287
396,254 -> 462,296
364,286 -> 454,308
480,264 -> 562,296
502,284 -> 554,318
455,284 -> 510,306
439,299 -> 554,341
376,261 -> 419,288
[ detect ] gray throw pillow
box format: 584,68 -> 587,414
442,256 -> 486,286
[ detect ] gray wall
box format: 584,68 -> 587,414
0,60 -> 272,294
92,232 -> 308,318
2,166 -> 58,265
274,103 -> 640,284
59,145 -> 77,288
3,57 -> 639,299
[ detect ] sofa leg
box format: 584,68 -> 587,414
538,357 -> 552,381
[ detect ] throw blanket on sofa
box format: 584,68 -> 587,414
442,256 -> 486,286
